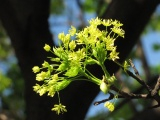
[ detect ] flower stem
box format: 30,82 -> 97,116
99,62 -> 110,78
80,70 -> 101,85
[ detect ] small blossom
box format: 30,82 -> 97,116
69,26 -> 76,36
104,101 -> 115,112
69,40 -> 76,50
52,74 -> 58,81
52,103 -> 67,115
33,84 -> 41,91
89,17 -> 101,26
102,19 -> 112,27
37,87 -> 47,96
104,36 -> 115,51
47,86 -> 56,97
42,61 -> 49,68
111,27 -> 125,38
44,44 -> 51,52
32,66 -> 40,73
58,32 -> 65,40
112,20 -> 123,27
109,48 -> 119,61
36,71 -> 47,81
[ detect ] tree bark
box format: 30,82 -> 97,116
0,0 -> 159,120
0,0 -> 58,119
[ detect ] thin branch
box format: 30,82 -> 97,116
129,59 -> 140,75
148,104 -> 160,109
127,59 -> 152,92
94,76 -> 160,109
114,60 -> 152,92
94,92 -> 114,106
94,91 -> 149,106
151,76 -> 160,96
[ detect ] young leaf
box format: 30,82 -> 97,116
64,66 -> 80,77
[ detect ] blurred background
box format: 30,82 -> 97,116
0,0 -> 160,120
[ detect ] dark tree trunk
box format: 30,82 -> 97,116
0,0 -> 58,119
0,0 -> 159,120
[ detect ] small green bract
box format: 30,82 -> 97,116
32,17 -> 125,114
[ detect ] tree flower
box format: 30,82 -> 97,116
104,101 -> 115,112
52,103 -> 67,115
32,66 -> 40,73
44,44 -> 51,52
100,77 -> 110,94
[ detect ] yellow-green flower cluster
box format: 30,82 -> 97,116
76,17 -> 124,62
32,17 -> 125,114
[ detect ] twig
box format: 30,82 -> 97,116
100,75 -> 159,113
94,60 -> 160,110
128,59 -> 152,92
114,59 -> 152,92
148,104 -> 160,109
151,76 -> 160,96
94,92 -> 115,106
94,86 -> 150,106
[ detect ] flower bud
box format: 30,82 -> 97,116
100,80 -> 110,94
42,61 -> 49,68
44,44 -> 51,52
32,66 -> 40,73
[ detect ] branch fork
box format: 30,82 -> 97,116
94,59 -> 160,109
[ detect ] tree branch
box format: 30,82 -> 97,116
94,91 -> 149,106
128,59 -> 152,92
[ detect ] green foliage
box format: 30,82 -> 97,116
83,0 -> 98,13
0,63 -> 25,119
147,15 -> 160,31
153,43 -> 160,51
0,71 -> 12,93
0,22 -> 25,119
32,17 -> 125,114
0,23 -> 12,60
50,0 -> 65,15
150,64 -> 160,75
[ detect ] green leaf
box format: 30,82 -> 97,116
64,66 -> 80,77
92,49 -> 98,58
57,62 -> 68,71
56,80 -> 71,91
50,58 -> 60,62
0,72 -> 12,93
50,0 -> 65,14
83,0 -> 97,13
85,58 -> 98,65
153,43 -> 160,51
